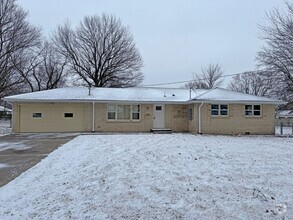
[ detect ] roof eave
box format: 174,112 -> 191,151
187,99 -> 287,105
4,98 -> 188,105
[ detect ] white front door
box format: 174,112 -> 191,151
153,105 -> 165,128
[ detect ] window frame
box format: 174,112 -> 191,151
107,104 -> 140,121
245,105 -> 262,117
210,104 -> 229,117
64,113 -> 74,118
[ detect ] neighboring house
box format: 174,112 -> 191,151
3,87 -> 286,134
276,110 -> 293,126
0,106 -> 12,119
0,106 -> 12,114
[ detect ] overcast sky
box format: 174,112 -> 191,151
18,0 -> 284,87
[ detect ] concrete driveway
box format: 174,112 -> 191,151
0,133 -> 78,187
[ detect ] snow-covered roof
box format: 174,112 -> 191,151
276,110 -> 293,117
3,87 -> 286,104
192,88 -> 285,104
0,106 -> 12,112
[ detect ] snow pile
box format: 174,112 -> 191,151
0,120 -> 11,136
0,134 -> 292,219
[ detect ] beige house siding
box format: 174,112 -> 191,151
13,102 -> 92,133
198,103 -> 275,135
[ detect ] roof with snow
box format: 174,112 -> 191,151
0,106 -> 12,112
276,110 -> 293,117
3,87 -> 286,104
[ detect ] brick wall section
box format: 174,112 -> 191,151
188,104 -> 198,133
94,103 -> 153,132
189,103 -> 276,135
12,102 -> 276,134
165,104 -> 189,132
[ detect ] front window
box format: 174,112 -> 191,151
117,105 -> 131,120
211,104 -> 228,116
108,104 -> 140,120
245,105 -> 261,116
132,105 -> 140,120
108,104 -> 116,119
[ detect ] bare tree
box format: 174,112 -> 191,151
257,2 -> 293,105
54,14 -> 143,88
228,70 -> 274,96
13,41 -> 67,92
0,0 -> 41,98
186,64 -> 223,89
39,42 -> 67,90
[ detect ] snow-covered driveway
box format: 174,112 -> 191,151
0,134 -> 292,219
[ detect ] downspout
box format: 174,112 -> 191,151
198,102 -> 204,134
92,102 -> 95,132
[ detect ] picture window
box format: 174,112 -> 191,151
107,104 -> 140,120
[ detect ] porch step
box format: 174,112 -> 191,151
150,128 -> 172,134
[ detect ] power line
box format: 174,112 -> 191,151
141,71 -> 260,87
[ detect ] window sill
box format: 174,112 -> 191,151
211,115 -> 229,118
107,120 -> 141,123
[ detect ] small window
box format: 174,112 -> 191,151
132,105 -> 140,120
254,105 -> 261,115
211,104 -> 228,116
64,113 -> 73,118
188,108 -> 193,120
245,105 -> 261,116
32,113 -> 42,118
156,106 -> 162,111
220,105 -> 228,116
211,104 -> 219,116
108,104 -> 116,120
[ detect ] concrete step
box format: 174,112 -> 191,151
150,128 -> 172,134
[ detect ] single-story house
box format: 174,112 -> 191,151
0,106 -> 12,113
0,105 -> 12,119
3,87 -> 286,134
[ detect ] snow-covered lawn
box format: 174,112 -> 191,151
0,134 -> 292,219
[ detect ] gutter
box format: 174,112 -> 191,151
198,102 -> 204,134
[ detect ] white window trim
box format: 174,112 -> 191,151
107,104 -> 140,121
210,104 -> 229,117
245,105 -> 262,117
